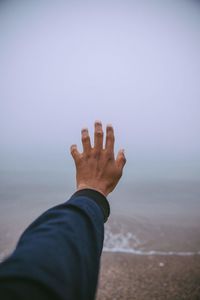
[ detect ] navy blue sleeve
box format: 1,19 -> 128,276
0,189 -> 110,300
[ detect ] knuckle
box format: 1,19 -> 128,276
93,149 -> 101,158
107,133 -> 115,140
82,135 -> 89,142
105,150 -> 113,160
70,147 -> 76,154
75,155 -> 82,163
96,131 -> 103,137
83,152 -> 91,159
94,154 -> 100,160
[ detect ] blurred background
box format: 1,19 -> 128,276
0,0 -> 200,258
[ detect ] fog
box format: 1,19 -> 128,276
0,0 -> 200,182
0,1 -> 200,261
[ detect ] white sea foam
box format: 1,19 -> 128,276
103,248 -> 200,256
104,230 -> 141,250
103,229 -> 200,256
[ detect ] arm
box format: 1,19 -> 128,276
0,190 -> 108,300
0,121 -> 126,300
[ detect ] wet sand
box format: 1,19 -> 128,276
96,252 -> 200,300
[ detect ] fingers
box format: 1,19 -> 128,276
116,149 -> 126,171
74,122 -> 116,157
70,144 -> 80,162
81,128 -> 92,153
105,124 -> 115,152
94,121 -> 103,151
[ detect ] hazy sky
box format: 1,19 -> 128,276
0,0 -> 200,180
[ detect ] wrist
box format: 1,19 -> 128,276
71,188 -> 110,222
77,184 -> 109,197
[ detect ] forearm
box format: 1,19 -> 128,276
0,189 -> 109,300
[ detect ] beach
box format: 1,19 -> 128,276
0,178 -> 200,299
97,252 -> 200,300
96,206 -> 200,300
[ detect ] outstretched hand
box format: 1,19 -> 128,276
70,121 -> 126,197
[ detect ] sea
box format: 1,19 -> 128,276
0,171 -> 200,261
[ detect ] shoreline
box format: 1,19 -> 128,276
103,249 -> 200,256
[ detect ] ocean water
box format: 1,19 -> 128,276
0,173 -> 200,261
104,219 -> 200,256
104,180 -> 200,255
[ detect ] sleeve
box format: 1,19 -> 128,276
0,189 -> 110,300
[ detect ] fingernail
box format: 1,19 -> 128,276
81,128 -> 88,133
95,120 -> 102,126
107,124 -> 113,130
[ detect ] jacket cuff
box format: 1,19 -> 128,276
71,189 -> 110,222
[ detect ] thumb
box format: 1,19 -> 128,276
116,149 -> 126,171
70,144 -> 80,163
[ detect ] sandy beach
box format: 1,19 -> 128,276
96,252 -> 200,300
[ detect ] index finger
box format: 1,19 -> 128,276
105,124 -> 115,152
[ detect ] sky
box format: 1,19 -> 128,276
0,0 -> 200,182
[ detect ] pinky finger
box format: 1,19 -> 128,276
70,144 -> 80,162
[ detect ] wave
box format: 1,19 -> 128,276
103,247 -> 200,256
103,228 -> 200,256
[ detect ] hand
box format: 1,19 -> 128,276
70,121 -> 126,197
